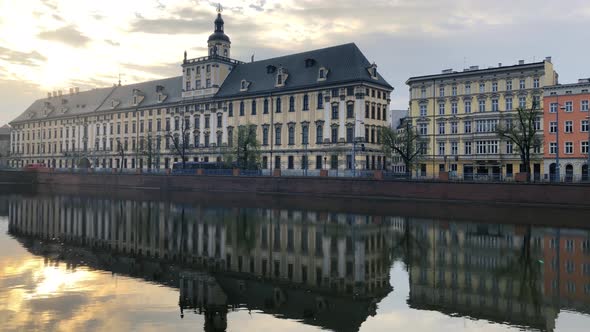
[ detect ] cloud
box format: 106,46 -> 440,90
104,39 -> 120,47
122,62 -> 180,78
129,17 -> 212,35
0,47 -> 46,67
37,25 -> 91,47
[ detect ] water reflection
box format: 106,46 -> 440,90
2,194 -> 590,332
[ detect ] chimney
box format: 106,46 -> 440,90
441,68 -> 453,74
498,63 -> 502,67
578,78 -> 590,84
545,56 -> 552,63
518,60 -> 525,65
469,65 -> 479,70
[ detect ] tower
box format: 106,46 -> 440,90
208,5 -> 230,58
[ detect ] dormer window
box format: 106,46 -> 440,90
133,96 -> 138,105
276,67 -> 288,87
157,93 -> 163,102
240,80 -> 251,92
368,63 -> 378,79
266,65 -> 276,74
318,67 -> 329,81
111,100 -> 116,108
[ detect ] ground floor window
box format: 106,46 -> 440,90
288,156 -> 294,169
275,156 -> 281,169
316,155 -> 322,170
330,155 -> 338,170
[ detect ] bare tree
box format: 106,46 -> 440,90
116,139 -> 126,172
497,101 -> 542,181
231,124 -> 260,170
138,133 -> 158,170
379,121 -> 424,178
166,114 -> 191,169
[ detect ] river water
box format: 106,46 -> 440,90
0,192 -> 588,332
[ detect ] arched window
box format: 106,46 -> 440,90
228,103 -> 233,117
289,96 -> 295,112
239,101 -> 245,116
317,93 -> 323,109
264,99 -> 269,114
276,98 -> 282,113
316,125 -> 323,143
251,100 -> 257,115
288,126 -> 295,145
303,94 -> 309,111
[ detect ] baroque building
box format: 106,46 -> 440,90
8,10 -> 393,172
406,59 -> 558,180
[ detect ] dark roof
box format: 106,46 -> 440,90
216,43 -> 392,98
11,76 -> 182,124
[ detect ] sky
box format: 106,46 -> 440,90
1,0 -> 590,127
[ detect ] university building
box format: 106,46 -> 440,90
8,10 -> 393,171
406,59 -> 558,179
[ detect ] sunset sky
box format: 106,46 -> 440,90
1,0 -> 589,126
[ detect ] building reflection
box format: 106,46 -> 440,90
7,195 -> 395,332
7,195 -> 589,332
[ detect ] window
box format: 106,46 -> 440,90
479,99 -> 486,112
347,103 -> 354,118
302,125 -> 309,144
303,94 -> 309,111
582,100 -> 589,112
316,125 -> 323,143
288,126 -> 295,145
492,98 -> 499,112
419,104 -> 427,117
289,96 -> 295,112
451,86 -> 457,96
276,98 -> 282,113
451,141 -> 458,155
464,120 -> 472,133
550,142 -> 557,154
582,120 -> 589,132
438,122 -> 445,135
217,113 -> 222,128
228,102 -> 233,117
319,69 -> 325,79
565,142 -> 573,154
464,101 -> 471,113
419,123 -> 428,135
565,121 -> 573,133
332,104 -> 339,119
264,99 -> 269,114
506,141 -> 513,154
262,127 -> 269,145
506,97 -> 513,111
438,142 -> 445,155
550,121 -> 557,133
476,119 -> 498,133
346,127 -> 354,142
206,79 -> 211,88
275,127 -> 281,145
475,140 -> 499,154
565,101 -> 573,112
550,102 -> 558,113
479,83 -> 485,93
533,78 -> 540,88
492,82 -> 498,92
582,141 -> 589,154
519,79 -> 525,89
519,96 -> 526,108
451,122 -> 458,134
465,83 -> 471,94
506,80 -> 512,91
327,126 -> 340,144
206,64 -> 210,73
250,100 -> 257,115
239,101 -> 245,116
439,86 -> 445,97
464,141 -> 472,155
317,93 -> 323,109
438,103 -> 445,115
451,102 -> 458,115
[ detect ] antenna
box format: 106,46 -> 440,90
118,73 -> 121,86
217,3 -> 223,13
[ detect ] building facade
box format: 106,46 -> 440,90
0,124 -> 10,166
8,11 -> 393,172
543,80 -> 590,181
406,60 -> 558,179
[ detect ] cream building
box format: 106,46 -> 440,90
8,11 -> 393,172
406,59 -> 558,180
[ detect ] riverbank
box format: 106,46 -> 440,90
1,170 -> 589,208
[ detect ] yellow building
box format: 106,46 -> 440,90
406,60 -> 558,180
8,10 -> 393,173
